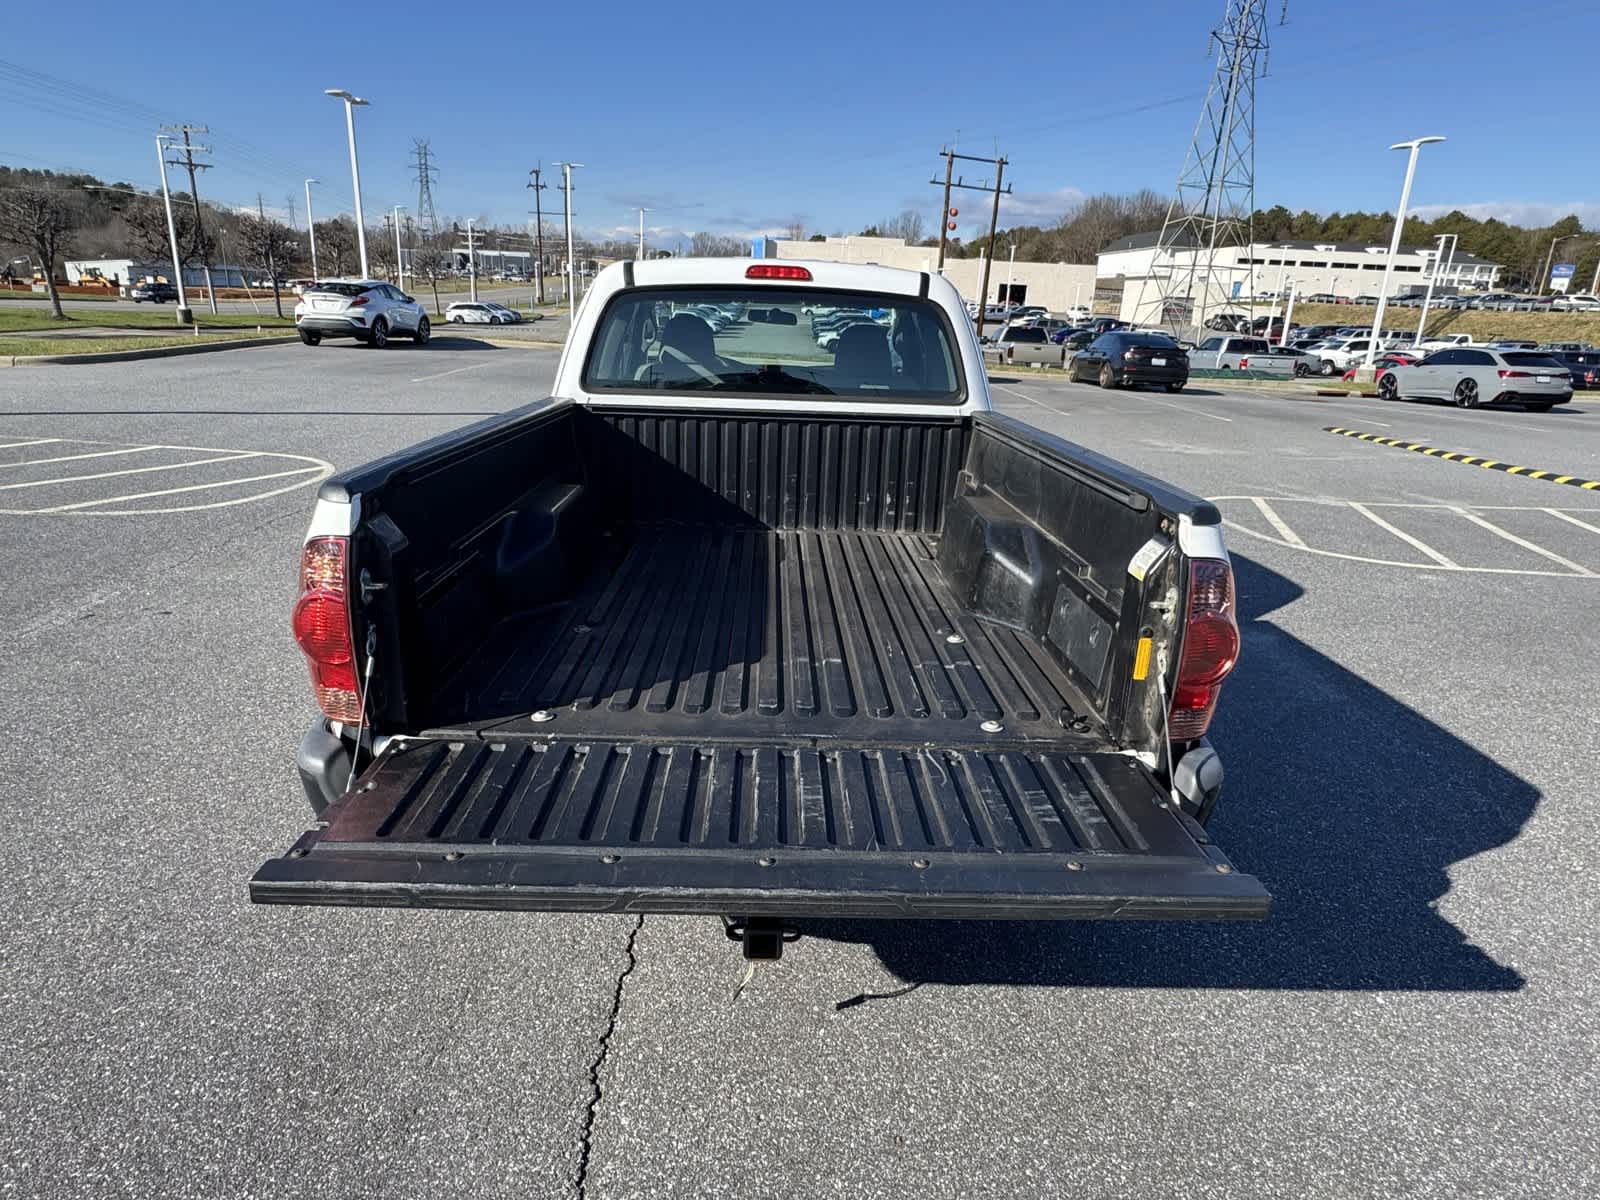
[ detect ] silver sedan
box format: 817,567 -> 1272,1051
1378,347 -> 1573,411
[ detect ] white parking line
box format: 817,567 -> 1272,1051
0,438 -> 61,451
1250,497 -> 1305,547
0,445 -> 161,469
1349,501 -> 1460,568
993,383 -> 1067,414
36,466 -> 323,513
0,451 -> 259,492
1545,508 -> 1600,537
1448,506 -> 1596,576
1137,393 -> 1233,423
410,359 -> 504,383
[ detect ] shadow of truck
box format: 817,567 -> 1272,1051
801,552 -> 1531,992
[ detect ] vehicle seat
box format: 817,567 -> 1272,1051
832,324 -> 893,389
636,313 -> 720,384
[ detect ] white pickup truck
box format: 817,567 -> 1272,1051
1191,335 -> 1295,375
253,258 -> 1268,958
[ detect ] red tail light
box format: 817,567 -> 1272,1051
1168,558 -> 1240,741
1238,357 -> 1249,368
349,294 -> 370,307
292,536 -> 364,724
745,264 -> 811,280
1498,369 -> 1531,378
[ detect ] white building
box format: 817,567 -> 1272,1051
1098,232 -> 1503,323
769,235 -> 1098,314
65,258 -> 249,290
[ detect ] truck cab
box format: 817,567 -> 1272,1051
253,258 -> 1269,956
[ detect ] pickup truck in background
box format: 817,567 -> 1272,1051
983,323 -> 1067,367
253,258 -> 1269,958
1190,335 -> 1295,375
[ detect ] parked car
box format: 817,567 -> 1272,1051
1296,324 -> 1344,342
1312,336 -> 1379,375
129,281 -> 179,303
294,280 -> 431,347
254,257 -> 1267,951
1417,332 -> 1481,352
1259,345 -> 1320,377
1086,316 -> 1130,334
1054,327 -> 1097,350
1341,350 -> 1424,381
1539,341 -> 1594,354
1352,294 -> 1380,305
1191,335 -> 1293,375
1377,347 -> 1573,411
1305,292 -> 1338,303
1485,339 -> 1539,351
445,302 -> 503,324
1557,293 -> 1600,311
484,302 -> 523,324
1070,331 -> 1190,390
1554,350 -> 1600,389
1203,311 -> 1252,332
985,324 -> 1066,367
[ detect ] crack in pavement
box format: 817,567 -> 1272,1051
573,914 -> 644,1200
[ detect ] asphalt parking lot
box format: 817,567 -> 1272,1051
3,341 -> 1598,1198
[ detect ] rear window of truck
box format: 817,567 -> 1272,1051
583,286 -> 963,401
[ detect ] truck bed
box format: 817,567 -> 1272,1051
253,406 -> 1269,920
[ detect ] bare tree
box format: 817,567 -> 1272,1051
367,224 -> 397,281
881,209 -> 926,244
238,200 -> 297,317
689,232 -> 747,257
409,233 -> 450,314
313,218 -> 356,277
785,219 -> 805,241
123,195 -> 193,269
0,185 -> 80,318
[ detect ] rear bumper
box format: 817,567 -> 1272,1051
296,314 -> 367,336
1492,389 -> 1573,404
1117,365 -> 1189,384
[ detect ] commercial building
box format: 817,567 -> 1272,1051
767,235 -> 1098,314
65,258 -> 249,290
1097,232 -> 1503,323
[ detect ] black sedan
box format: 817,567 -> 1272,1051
1070,332 -> 1189,391
1556,350 -> 1600,389
129,281 -> 179,303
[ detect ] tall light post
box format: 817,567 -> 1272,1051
324,89 -> 370,278
391,205 -> 406,286
304,179 -> 320,279
155,134 -> 192,324
1363,135 -> 1445,371
1414,233 -> 1455,345
560,162 -> 583,320
465,218 -> 478,302
637,208 -> 647,261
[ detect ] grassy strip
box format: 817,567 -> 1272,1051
0,330 -> 289,357
0,309 -> 295,334
0,291 -> 119,303
1240,301 -> 1600,342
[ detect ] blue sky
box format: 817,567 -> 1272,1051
5,0 -> 1598,249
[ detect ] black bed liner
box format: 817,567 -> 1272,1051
251,736 -> 1266,918
252,525 -> 1268,920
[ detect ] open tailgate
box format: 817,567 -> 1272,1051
252,737 -> 1269,920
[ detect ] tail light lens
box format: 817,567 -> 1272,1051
746,264 -> 812,280
1498,369 -> 1531,378
349,294 -> 370,307
1168,558 -> 1240,741
292,536 -> 364,724
1238,357 -> 1249,368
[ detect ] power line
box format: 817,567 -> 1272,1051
926,152 -> 1012,335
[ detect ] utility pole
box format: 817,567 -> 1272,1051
465,218 -> 478,302
975,157 -> 1008,340
391,205 -> 406,286
162,124 -> 218,313
527,165 -> 547,303
933,147 -> 955,270
930,152 -> 1011,330
638,208 -> 647,261
560,162 -> 582,321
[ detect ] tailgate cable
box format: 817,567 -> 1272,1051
1152,652 -> 1180,808
344,625 -> 379,795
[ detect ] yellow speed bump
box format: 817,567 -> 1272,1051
1324,427 -> 1600,491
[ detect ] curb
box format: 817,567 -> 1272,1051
1,335 -> 298,367
1325,426 -> 1600,490
435,334 -> 566,350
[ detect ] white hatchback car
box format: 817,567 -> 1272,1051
295,280 -> 430,348
446,301 -> 508,325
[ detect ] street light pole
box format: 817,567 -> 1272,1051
154,135 -> 192,324
1414,234 -> 1452,346
638,208 -> 646,261
391,205 -> 406,286
304,179 -> 320,279
325,89 -> 370,278
1280,279 -> 1297,346
1364,135 -> 1445,371
466,218 -> 478,303
560,162 -> 582,321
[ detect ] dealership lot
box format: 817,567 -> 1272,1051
2,344 -> 1598,1198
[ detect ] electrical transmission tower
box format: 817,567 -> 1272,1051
412,140 -> 439,238
1138,0 -> 1286,331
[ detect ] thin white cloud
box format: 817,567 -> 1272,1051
1410,200 -> 1600,227
997,186 -> 1086,225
